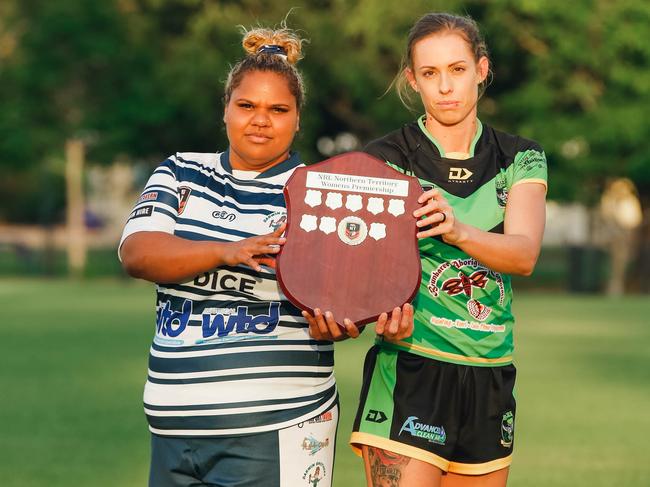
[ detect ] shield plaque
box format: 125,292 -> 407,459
276,152 -> 422,327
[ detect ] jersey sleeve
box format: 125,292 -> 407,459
511,145 -> 548,191
118,155 -> 181,260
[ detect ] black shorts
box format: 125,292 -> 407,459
350,346 -> 516,475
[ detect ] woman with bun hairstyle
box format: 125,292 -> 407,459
120,26 -> 340,487
351,13 -> 548,487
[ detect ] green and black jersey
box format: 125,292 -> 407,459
366,117 -> 547,366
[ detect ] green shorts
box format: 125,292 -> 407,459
350,346 -> 516,475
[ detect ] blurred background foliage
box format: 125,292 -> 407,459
0,0 -> 649,288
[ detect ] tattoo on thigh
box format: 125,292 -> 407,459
368,447 -> 411,487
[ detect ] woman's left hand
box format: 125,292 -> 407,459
414,188 -> 465,245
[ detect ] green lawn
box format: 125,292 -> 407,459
1,279 -> 648,486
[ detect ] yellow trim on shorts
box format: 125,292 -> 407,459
448,454 -> 512,475
350,432 -> 512,476
350,432 -> 450,472
388,340 -> 513,365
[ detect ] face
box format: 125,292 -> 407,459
406,32 -> 488,127
224,70 -> 300,171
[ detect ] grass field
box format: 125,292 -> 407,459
1,279 -> 648,486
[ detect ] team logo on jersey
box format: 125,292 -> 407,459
467,299 -> 492,321
501,411 -> 514,448
448,167 -> 473,182
337,216 -> 367,246
301,435 -> 330,456
263,210 -> 287,230
442,270 -> 488,297
178,186 -> 191,215
302,462 -> 326,485
399,416 -> 446,445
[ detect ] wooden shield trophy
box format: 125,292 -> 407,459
276,152 -> 422,327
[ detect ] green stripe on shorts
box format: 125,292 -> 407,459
359,349 -> 398,437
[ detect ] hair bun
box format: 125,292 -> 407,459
242,27 -> 304,64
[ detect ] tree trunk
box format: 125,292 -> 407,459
65,138 -> 86,277
632,194 -> 650,293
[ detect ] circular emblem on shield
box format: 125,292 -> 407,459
337,216 -> 367,246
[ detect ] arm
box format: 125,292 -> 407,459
414,183 -> 546,276
120,225 -> 286,283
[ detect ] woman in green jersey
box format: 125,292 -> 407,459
348,13 -> 548,487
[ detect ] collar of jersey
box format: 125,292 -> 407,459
416,115 -> 483,158
221,149 -> 302,179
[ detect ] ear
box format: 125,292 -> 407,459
477,56 -> 489,84
296,114 -> 300,132
405,68 -> 419,92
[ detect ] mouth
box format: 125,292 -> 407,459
436,101 -> 460,109
245,133 -> 272,143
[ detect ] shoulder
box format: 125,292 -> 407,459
483,125 -> 544,159
364,121 -> 422,170
173,151 -> 221,168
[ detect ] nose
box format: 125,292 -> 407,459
251,110 -> 270,127
438,72 -> 453,94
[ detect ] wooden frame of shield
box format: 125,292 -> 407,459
276,151 -> 422,327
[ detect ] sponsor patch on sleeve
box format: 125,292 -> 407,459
137,191 -> 158,204
129,205 -> 154,220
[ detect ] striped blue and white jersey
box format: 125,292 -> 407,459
119,150 -> 337,437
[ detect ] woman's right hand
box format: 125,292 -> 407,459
220,224 -> 286,271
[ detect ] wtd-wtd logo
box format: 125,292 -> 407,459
399,416 -> 446,445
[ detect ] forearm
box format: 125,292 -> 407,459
120,231 -> 228,283
450,222 -> 541,276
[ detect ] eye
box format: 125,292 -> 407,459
453,66 -> 466,73
272,106 -> 290,113
237,102 -> 253,109
422,70 -> 435,78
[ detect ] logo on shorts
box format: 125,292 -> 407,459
298,411 -> 333,428
399,416 -> 446,445
301,434 -> 329,456
302,461 -> 326,486
365,409 -> 388,424
501,411 -> 514,448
